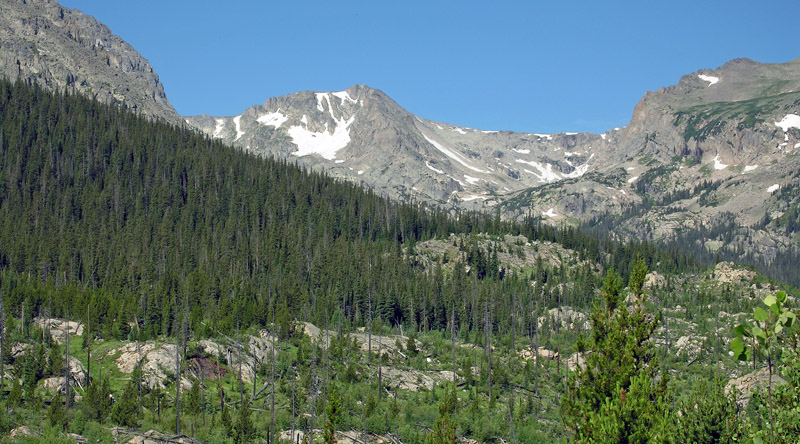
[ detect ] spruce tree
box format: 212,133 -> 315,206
112,376 -> 141,428
561,260 -> 670,442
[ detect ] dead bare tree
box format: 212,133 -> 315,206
174,293 -> 181,435
64,309 -> 71,427
1,280 -> 5,393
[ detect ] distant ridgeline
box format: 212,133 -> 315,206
0,78 -> 701,338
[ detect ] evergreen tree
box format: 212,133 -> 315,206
47,392 -> 68,431
324,383 -> 342,444
425,390 -> 457,444
233,394 -> 254,444
562,262 -> 670,442
185,378 -> 202,433
83,375 -> 113,423
112,376 -> 141,428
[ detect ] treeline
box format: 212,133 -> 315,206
0,78 -> 698,340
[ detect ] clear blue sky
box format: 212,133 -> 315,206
62,0 -> 800,134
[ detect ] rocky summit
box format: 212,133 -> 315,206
0,0 -> 180,123
2,0 -> 799,270
185,84 -> 604,209
189,59 -> 800,265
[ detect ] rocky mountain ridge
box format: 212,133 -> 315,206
0,0 -> 181,123
185,84 -> 606,208
189,58 -> 800,267
3,0 -> 799,270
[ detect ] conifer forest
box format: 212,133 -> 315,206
1,79 -> 800,443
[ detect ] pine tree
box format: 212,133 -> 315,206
323,383 -> 342,444
561,261 -> 670,442
185,378 -> 202,435
83,375 -> 112,423
112,375 -> 141,428
47,392 -> 68,430
233,394 -> 254,444
425,389 -> 457,444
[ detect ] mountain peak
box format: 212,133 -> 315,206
0,0 -> 181,123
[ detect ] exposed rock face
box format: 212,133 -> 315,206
186,85 -> 604,210
711,262 -> 757,284
190,59 -> 800,268
110,341 -> 190,390
726,367 -> 786,408
537,306 -> 590,332
33,317 -> 83,344
0,0 -> 180,123
4,0 -> 798,273
377,366 -> 454,392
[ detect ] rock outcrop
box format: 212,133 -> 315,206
0,0 -> 180,123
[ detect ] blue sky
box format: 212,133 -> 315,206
62,1 -> 799,134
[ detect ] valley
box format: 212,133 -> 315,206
0,0 -> 800,443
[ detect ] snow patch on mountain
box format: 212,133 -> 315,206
513,149 -> 530,154
713,155 -> 728,170
289,116 -> 355,160
213,119 -> 225,138
462,195 -> 487,202
744,165 -> 758,172
421,132 -> 487,173
775,114 -> 800,131
257,111 -> 289,128
331,90 -> 357,104
698,74 -> 719,86
564,163 -> 590,178
533,133 -> 553,141
767,184 -> 780,193
516,159 -> 561,183
233,115 -> 245,141
542,208 -> 557,218
426,161 -> 444,175
315,93 -> 328,112
464,175 -> 481,185
627,176 -> 639,184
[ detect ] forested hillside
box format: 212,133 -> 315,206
1,79 -> 799,443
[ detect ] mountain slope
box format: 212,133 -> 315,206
185,85 -> 608,209
0,0 -> 180,123
189,58 -> 800,277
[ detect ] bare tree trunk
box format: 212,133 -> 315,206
86,304 -> 91,386
133,313 -> 142,415
174,295 -> 181,435
64,312 -> 70,426
377,317 -> 382,401
485,298 -> 492,403
511,292 -> 516,353
216,352 -> 224,411
0,282 -> 5,393
290,364 -> 296,444
367,290 -> 373,364
451,306 -> 456,387
508,392 -> 517,444
308,351 -> 318,444
534,321 -> 540,397
270,324 -> 277,444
